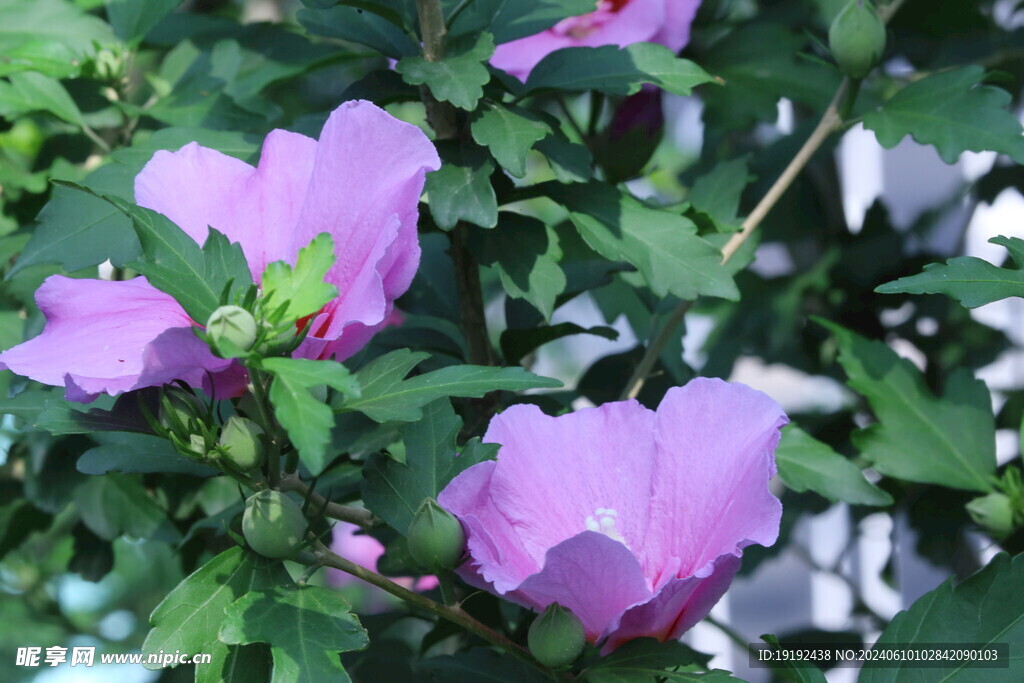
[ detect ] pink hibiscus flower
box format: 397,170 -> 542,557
0,101 -> 440,402
438,378 -> 786,652
492,0 -> 704,81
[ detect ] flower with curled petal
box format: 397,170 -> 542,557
438,377 -> 786,652
0,101 -> 440,401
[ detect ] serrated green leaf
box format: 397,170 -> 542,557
0,71 -> 83,125
547,182 -> 738,301
470,103 -> 551,178
860,553 -> 1024,682
142,547 -> 290,673
864,66 -> 1024,164
875,236 -> 1024,307
472,213 -> 566,319
362,399 -> 493,531
339,349 -> 562,422
220,585 -> 368,683
524,42 -> 714,96
261,233 -> 338,326
425,142 -> 498,229
819,320 -> 996,492
73,473 -> 179,542
397,32 -> 494,110
775,426 -> 892,506
261,357 -> 361,476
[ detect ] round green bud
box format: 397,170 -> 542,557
528,603 -> 586,669
206,305 -> 257,357
242,490 -> 307,559
218,416 -> 265,471
967,492 -> 1016,538
829,0 -> 886,79
407,499 -> 465,573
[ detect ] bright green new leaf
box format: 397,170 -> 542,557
820,320 -> 996,492
397,32 -> 494,110
261,233 -> 338,326
142,547 -> 290,674
548,182 -> 738,301
261,357 -> 361,476
362,399 -> 496,531
860,553 -> 1024,681
875,236 -> 1024,307
775,426 -> 892,506
524,42 -> 714,96
339,348 -> 562,422
864,66 -> 1024,164
220,585 -> 368,683
470,103 -> 551,178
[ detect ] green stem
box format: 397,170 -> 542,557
247,367 -> 282,488
312,542 -> 555,678
278,475 -> 381,529
450,223 -> 495,366
438,571 -> 458,606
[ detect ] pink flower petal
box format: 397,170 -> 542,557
135,130 -> 319,280
0,275 -> 230,400
601,553 -> 740,652
642,378 -> 787,579
652,0 -> 703,54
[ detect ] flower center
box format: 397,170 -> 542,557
584,507 -> 625,543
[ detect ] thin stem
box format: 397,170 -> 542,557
438,571 -> 458,606
247,367 -> 282,487
81,123 -> 111,153
312,542 -> 554,677
451,223 -> 495,366
279,475 -> 381,529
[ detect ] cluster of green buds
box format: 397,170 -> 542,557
829,0 -> 887,79
967,467 -> 1024,539
154,389 -> 218,460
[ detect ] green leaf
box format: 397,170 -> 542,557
0,71 -> 83,125
419,648 -> 549,682
396,32 -> 494,110
864,66 -> 1024,164
470,103 -> 551,178
547,182 -> 738,301
0,499 -> 51,561
340,349 -> 562,422
536,132 -> 593,183
0,39 -> 79,78
688,157 -> 751,232
775,426 -> 892,506
875,236 -> 1024,307
582,639 -> 734,683
362,399 -> 493,531
860,553 -> 1024,681
260,357 -> 361,476
524,42 -> 714,96
261,233 -> 338,326
73,473 -> 179,542
77,432 -> 217,477
447,0 -> 595,44
297,5 -> 418,58
220,585 -> 368,683
104,0 -> 180,43
472,213 -> 566,319
426,142 -> 498,229
142,547 -> 290,673
0,0 -> 115,60
819,320 -> 996,492
501,323 -> 618,364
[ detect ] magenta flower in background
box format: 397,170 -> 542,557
438,378 -> 786,652
0,101 -> 440,401
491,0 -> 704,81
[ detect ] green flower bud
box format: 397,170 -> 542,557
206,305 -> 257,357
967,492 -> 1016,538
159,391 -> 203,434
829,0 -> 886,79
528,603 -> 586,669
407,499 -> 465,573
218,416 -> 265,471
188,433 -> 210,459
242,490 -> 307,559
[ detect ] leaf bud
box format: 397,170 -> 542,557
528,603 -> 586,669
242,490 -> 307,559
829,0 -> 886,79
218,416 -> 265,471
967,492 -> 1016,538
206,305 -> 257,357
406,499 -> 465,573
188,433 -> 210,459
